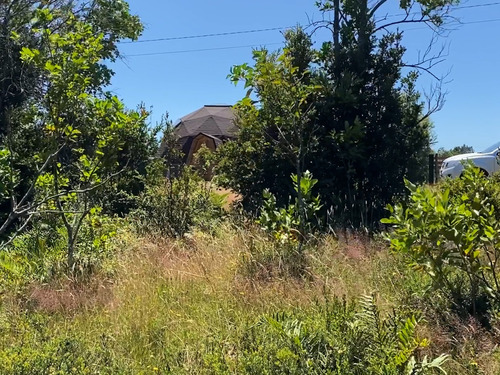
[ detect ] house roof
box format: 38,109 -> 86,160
174,105 -> 237,139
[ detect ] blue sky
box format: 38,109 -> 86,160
109,1 -> 500,152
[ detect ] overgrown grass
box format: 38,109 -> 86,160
0,223 -> 499,373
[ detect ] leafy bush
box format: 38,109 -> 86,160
131,163 -> 226,238
383,165 -> 500,316
441,165 -> 500,221
0,327 -> 123,375
241,171 -> 321,279
0,213 -> 120,288
258,170 -> 321,244
203,295 -> 448,374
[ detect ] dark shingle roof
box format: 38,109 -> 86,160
174,105 -> 237,139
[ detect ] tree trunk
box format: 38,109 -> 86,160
296,155 -> 306,245
67,227 -> 75,268
333,0 -> 341,79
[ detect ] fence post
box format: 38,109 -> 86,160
435,154 -> 440,183
428,154 -> 435,183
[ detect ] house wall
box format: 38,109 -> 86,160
186,135 -> 217,165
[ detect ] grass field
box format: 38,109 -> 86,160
0,223 -> 499,374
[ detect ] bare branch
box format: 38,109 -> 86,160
403,64 -> 441,80
0,213 -> 34,250
418,77 -> 449,124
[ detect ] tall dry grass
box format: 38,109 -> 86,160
0,223 -> 499,373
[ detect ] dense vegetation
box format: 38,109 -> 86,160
1,0 -> 500,374
217,0 -> 444,228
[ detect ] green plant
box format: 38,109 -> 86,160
132,164 -> 226,238
383,165 -> 500,316
0,213 -> 120,288
441,166 -> 500,221
205,295 -> 448,374
0,9 -> 148,270
218,0 -> 451,228
258,170 -> 321,244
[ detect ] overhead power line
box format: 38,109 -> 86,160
125,15 -> 500,57
122,2 -> 500,45
458,17 -> 500,24
375,1 -> 500,21
125,42 -> 284,57
455,1 -> 500,8
405,17 -> 500,31
120,26 -> 292,44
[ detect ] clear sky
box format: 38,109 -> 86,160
109,1 -> 500,152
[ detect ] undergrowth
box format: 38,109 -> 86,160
0,224 -> 499,374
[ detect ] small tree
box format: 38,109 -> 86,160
0,12 -> 146,267
0,0 -> 145,235
227,32 -> 322,240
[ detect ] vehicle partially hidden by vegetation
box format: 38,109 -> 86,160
440,141 -> 500,178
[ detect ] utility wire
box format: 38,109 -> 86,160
453,1 -> 500,9
458,17 -> 500,24
405,17 -> 500,31
125,42 -> 284,57
122,1 -> 500,45
125,15 -> 500,57
377,1 -> 500,20
119,26 -> 291,44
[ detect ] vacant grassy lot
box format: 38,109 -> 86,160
0,224 -> 499,374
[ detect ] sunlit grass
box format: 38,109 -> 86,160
0,223 -> 499,373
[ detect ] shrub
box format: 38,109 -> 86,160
441,165 -> 500,221
383,165 -> 500,316
0,213 -> 120,288
131,164 -> 226,238
0,331 -> 123,375
258,170 -> 321,244
240,171 -> 321,279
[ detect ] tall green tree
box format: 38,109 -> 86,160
0,0 -> 153,246
0,3 -> 154,264
0,0 -> 146,220
226,31 -> 322,237
219,0 -> 454,228
312,0 -> 447,226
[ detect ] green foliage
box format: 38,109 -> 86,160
157,117 -> 184,178
205,295 -> 448,374
0,149 -> 14,200
0,226 -> 476,374
0,1 -> 149,253
441,166 -> 500,221
258,171 -> 322,244
0,8 -> 152,268
0,322 -> 123,375
383,165 -> 500,315
219,5 -> 435,228
0,214 -> 120,289
132,164 -> 226,238
220,29 -> 321,214
437,145 -> 475,159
